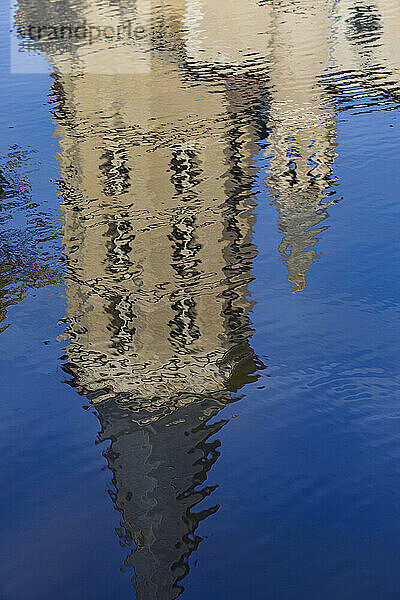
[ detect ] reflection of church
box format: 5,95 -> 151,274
56,62 -> 263,404
52,57 -> 265,597
14,0 -> 400,597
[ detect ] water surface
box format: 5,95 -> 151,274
1,1 -> 400,599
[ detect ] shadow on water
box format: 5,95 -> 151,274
6,0 -> 400,598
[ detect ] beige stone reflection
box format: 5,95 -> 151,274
15,0 -> 400,399
183,0 -> 400,290
12,2 -> 400,598
42,7 -> 264,401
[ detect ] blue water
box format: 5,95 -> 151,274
1,1 -> 400,599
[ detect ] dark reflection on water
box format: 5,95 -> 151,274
3,0 -> 400,598
96,396 -> 233,599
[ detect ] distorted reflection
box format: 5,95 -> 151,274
13,0 -> 400,597
53,55 -> 263,600
0,148 -> 60,331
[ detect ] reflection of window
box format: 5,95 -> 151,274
100,148 -> 130,196
169,296 -> 200,348
170,146 -> 200,195
105,217 -> 137,353
169,216 -> 201,276
168,216 -> 201,348
107,218 -> 135,274
346,3 -> 382,46
108,293 -> 137,355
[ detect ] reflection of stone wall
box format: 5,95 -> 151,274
47,30 -> 264,592
53,59 -> 262,403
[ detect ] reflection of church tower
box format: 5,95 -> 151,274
14,0 -> 400,596
55,54 -> 263,600
15,1 -> 265,597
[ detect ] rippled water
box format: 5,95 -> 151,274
1,1 -> 400,599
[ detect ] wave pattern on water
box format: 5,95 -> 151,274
0,147 -> 61,331
2,0 -> 400,598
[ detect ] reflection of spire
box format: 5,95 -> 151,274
264,105 -> 339,292
262,0 -> 399,292
97,395 -> 231,600
273,188 -> 338,292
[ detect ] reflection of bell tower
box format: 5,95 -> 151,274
15,1 -> 266,597
55,63 -> 262,404
54,54 -> 263,600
